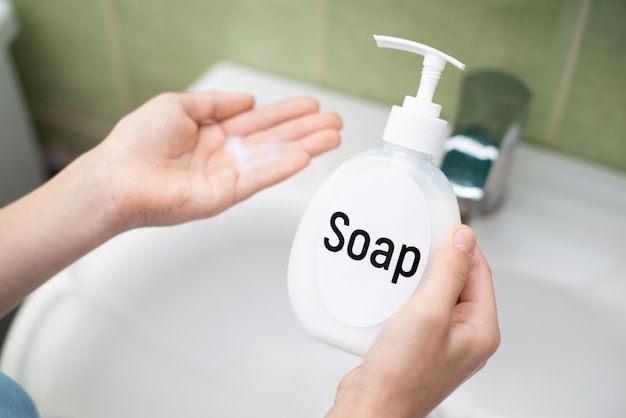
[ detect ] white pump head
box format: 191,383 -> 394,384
374,35 -> 465,155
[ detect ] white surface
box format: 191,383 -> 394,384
439,146 -> 626,417
314,167 -> 432,328
2,61 -> 626,417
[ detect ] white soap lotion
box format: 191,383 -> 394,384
288,35 -> 465,357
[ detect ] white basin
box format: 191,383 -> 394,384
2,62 -> 626,418
438,144 -> 626,417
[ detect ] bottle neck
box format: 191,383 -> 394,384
383,141 -> 434,163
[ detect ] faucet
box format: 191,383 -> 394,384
439,70 -> 530,224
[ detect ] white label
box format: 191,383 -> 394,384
316,167 -> 431,327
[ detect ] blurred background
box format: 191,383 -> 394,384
6,0 -> 626,173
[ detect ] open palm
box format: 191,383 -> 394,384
99,91 -> 342,227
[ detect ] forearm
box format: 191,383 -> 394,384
0,148 -> 123,316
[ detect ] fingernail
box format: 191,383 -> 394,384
454,227 -> 476,255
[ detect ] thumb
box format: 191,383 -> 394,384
422,225 -> 477,308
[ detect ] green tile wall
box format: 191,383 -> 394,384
556,0 -> 626,171
7,0 -> 626,173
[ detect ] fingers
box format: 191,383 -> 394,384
223,96 -> 341,200
421,225 -> 477,310
221,97 -> 337,137
234,128 -> 340,200
235,150 -> 310,201
452,244 -> 501,362
175,91 -> 255,123
294,126 -> 341,157
245,111 -> 342,147
458,246 -> 493,306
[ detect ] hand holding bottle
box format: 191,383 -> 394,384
326,225 -> 500,418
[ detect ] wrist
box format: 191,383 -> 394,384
0,146 -> 126,314
326,388 -> 392,418
326,383 -> 431,418
54,146 -> 129,239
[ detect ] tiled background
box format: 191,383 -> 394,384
8,0 -> 626,172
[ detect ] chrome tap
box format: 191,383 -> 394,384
440,70 -> 530,224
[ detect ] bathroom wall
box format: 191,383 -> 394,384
8,0 -> 626,172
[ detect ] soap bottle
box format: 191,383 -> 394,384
288,35 -> 464,357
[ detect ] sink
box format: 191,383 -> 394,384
437,271 -> 626,417
437,142 -> 626,417
2,62 -> 626,418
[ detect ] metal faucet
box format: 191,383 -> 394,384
439,70 -> 530,224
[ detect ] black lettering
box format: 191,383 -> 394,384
323,211 -> 422,284
392,245 -> 421,284
347,229 -> 370,260
324,211 -> 348,252
370,237 -> 394,270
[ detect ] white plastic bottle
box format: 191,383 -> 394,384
288,35 -> 465,357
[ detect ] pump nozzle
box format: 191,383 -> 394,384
373,35 -> 465,155
374,35 -> 465,105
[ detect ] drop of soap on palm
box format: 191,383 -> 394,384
225,136 -> 284,172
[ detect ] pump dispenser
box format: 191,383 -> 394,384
288,35 -> 464,357
375,35 -> 466,155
